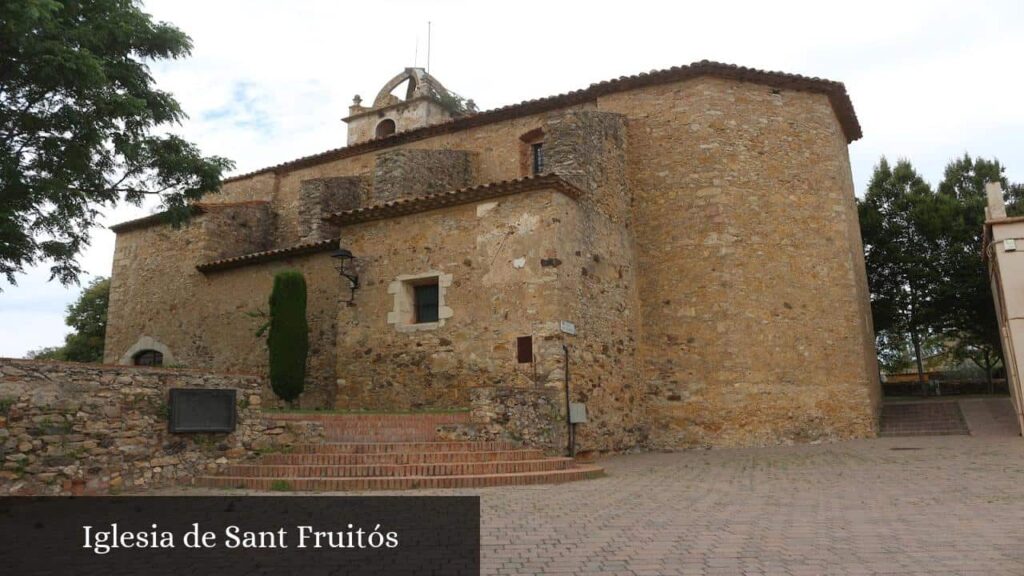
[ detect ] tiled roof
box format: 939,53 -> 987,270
108,206 -> 205,233
324,174 -> 582,226
108,201 -> 270,233
222,60 -> 862,184
196,237 -> 337,274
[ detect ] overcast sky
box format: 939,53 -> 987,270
2,0 -> 1023,358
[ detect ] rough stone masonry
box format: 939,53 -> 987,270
102,61 -> 881,453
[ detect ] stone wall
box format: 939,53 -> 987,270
297,176 -> 368,243
0,359 -> 278,495
557,191 -> 648,451
334,188 -> 575,411
330,182 -> 648,451
199,202 -> 274,262
105,217 -> 342,408
437,386 -> 565,453
598,78 -> 880,448
372,149 -> 476,203
545,110 -> 629,224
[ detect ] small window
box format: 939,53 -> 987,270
516,336 -> 534,364
133,350 -> 163,366
413,281 -> 440,324
375,118 -> 396,138
531,142 -> 545,175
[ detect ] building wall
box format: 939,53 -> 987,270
210,106 -> 597,243
104,218 -> 343,408
297,176 -> 367,243
332,186 -> 646,450
105,74 -> 879,451
334,189 -> 574,410
199,203 -> 274,261
596,78 -> 879,447
985,214 -> 1024,433
372,149 -> 476,203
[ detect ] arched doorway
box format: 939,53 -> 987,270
133,349 -> 164,366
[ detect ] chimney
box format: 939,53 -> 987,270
986,181 -> 1007,220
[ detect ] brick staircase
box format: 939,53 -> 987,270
879,401 -> 969,437
195,412 -> 603,491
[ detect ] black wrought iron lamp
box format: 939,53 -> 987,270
331,248 -> 360,302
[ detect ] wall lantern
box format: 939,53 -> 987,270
331,248 -> 360,302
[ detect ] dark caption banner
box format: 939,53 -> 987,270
0,496 -> 480,575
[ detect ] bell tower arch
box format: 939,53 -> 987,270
342,67 -> 474,145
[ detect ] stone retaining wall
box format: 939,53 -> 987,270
437,386 -> 566,453
0,358 -> 311,495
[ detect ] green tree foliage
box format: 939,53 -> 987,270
934,154 -> 1010,388
26,276 -> 109,361
860,154 -> 1021,390
267,271 -> 308,403
0,0 -> 233,288
858,158 -> 947,384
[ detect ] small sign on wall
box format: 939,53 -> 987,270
560,320 -> 577,336
168,388 -> 237,433
569,402 -> 588,424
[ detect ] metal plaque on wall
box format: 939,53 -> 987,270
168,388 -> 237,433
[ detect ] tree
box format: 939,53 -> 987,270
858,158 -> 947,386
267,271 -> 308,403
934,154 -> 1009,391
25,276 -> 109,361
0,0 -> 233,289
1003,182 -> 1024,217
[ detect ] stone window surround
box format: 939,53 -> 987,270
387,271 -> 454,332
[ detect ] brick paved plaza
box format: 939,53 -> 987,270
171,399 -> 1024,575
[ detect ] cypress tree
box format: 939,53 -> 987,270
267,271 -> 309,403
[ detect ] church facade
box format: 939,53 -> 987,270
104,61 -> 881,451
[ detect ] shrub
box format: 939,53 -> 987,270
267,271 -> 309,403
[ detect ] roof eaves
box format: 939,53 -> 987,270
221,60 -> 861,184
324,174 -> 582,226
196,237 -> 338,274
108,205 -> 206,233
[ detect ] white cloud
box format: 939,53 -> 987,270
3,0 -> 1023,357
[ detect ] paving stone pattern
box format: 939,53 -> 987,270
169,428 -> 1024,575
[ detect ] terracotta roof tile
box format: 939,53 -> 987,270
222,60 -> 861,183
324,174 -> 582,226
107,205 -> 206,233
196,237 -> 337,274
109,201 -> 270,233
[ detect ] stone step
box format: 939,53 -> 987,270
880,402 -> 969,437
258,449 -> 546,465
221,458 -> 575,478
324,432 -> 447,442
288,441 -> 521,454
267,412 -> 470,424
195,465 -> 604,491
318,422 -> 463,430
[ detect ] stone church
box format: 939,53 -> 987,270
104,61 -> 881,452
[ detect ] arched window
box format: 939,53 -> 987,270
375,119 -> 396,139
133,350 -> 164,366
